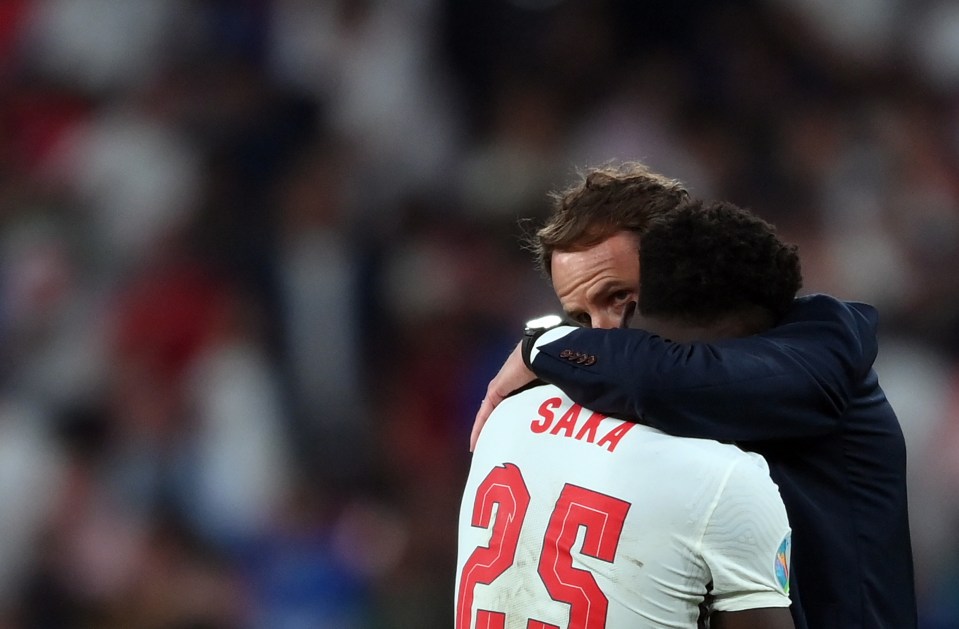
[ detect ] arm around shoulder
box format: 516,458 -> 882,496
528,295 -> 878,441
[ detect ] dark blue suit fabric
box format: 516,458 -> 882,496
529,294 -> 917,629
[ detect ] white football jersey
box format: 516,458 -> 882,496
456,385 -> 791,629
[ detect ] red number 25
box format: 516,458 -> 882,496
457,463 -> 631,629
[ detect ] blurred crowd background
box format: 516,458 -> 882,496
0,0 -> 958,627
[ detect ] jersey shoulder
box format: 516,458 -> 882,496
486,384 -> 770,483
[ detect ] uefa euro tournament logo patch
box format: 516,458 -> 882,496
775,533 -> 791,594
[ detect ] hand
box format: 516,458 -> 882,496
470,340 -> 536,452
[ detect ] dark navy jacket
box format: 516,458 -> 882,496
528,294 -> 917,629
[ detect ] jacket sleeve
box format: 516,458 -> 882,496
528,294 -> 879,441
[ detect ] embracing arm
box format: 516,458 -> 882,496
509,295 -> 877,443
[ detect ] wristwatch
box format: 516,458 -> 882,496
522,314 -> 564,369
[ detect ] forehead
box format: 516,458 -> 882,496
550,231 -> 640,301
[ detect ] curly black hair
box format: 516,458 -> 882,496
638,200 -> 803,326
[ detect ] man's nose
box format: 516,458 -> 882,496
592,312 -> 621,329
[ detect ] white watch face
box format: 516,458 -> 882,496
526,314 -> 563,330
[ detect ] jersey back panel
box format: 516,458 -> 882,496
456,385 -> 791,629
